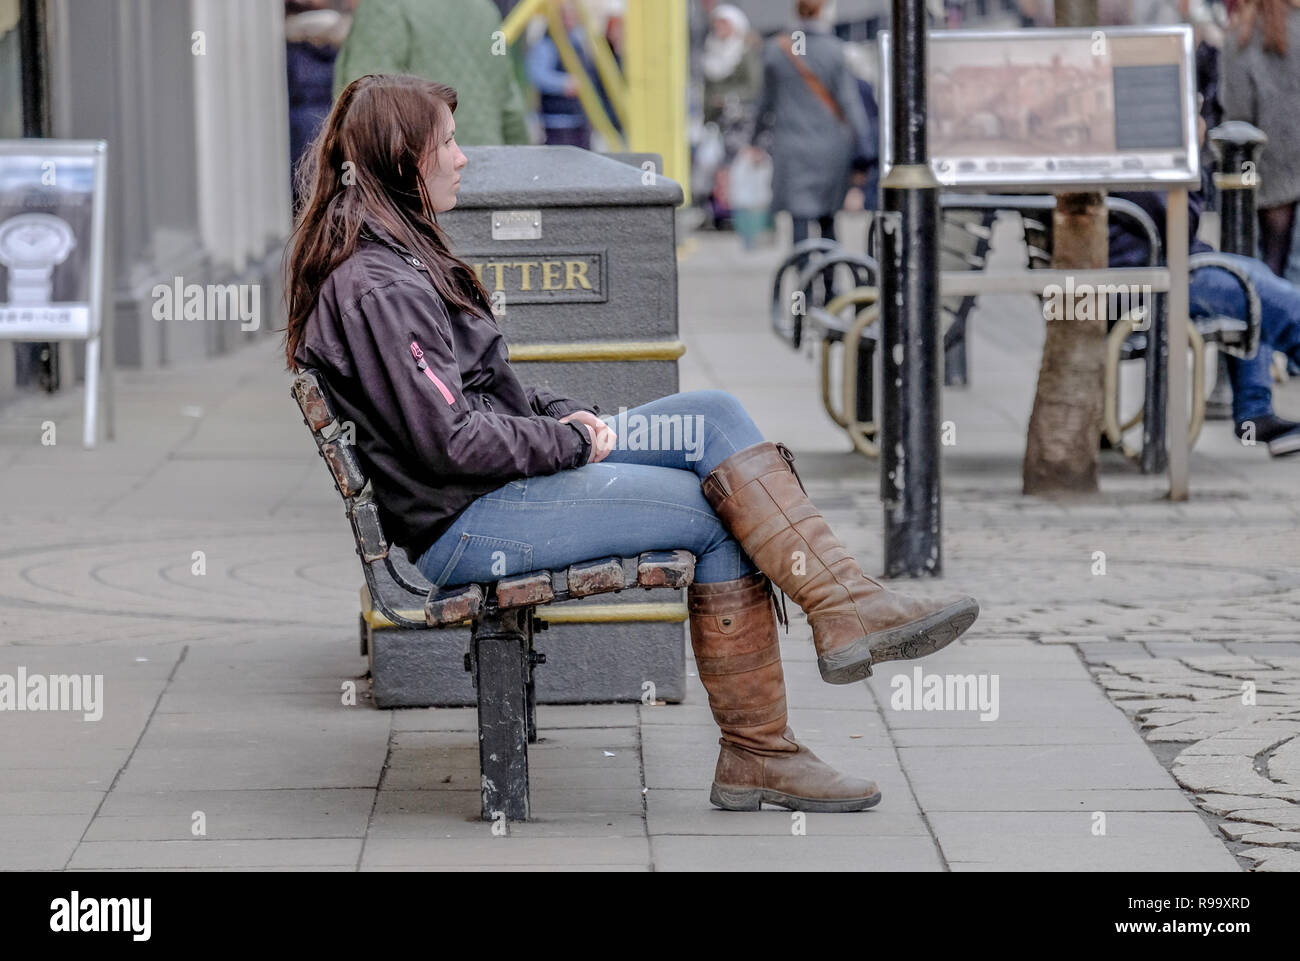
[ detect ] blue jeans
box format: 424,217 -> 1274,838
415,390 -> 765,587
1189,252 -> 1300,423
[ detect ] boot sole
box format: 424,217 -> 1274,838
817,597 -> 980,685
710,783 -> 883,813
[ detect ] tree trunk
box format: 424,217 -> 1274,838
1022,0 -> 1105,496
1022,193 -> 1109,493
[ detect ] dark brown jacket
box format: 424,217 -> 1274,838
294,223 -> 597,562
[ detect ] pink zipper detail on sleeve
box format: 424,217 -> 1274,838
409,341 -> 457,406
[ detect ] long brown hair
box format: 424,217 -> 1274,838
1232,0 -> 1298,56
283,74 -> 492,370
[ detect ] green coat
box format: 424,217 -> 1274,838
333,0 -> 530,146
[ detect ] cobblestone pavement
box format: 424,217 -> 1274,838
0,221 -> 1295,870
1095,655 -> 1300,871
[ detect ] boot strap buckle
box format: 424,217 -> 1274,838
774,443 -> 808,496
763,575 -> 790,633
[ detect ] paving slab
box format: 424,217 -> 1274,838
359,836 -> 650,868
85,788 -> 374,841
934,813 -> 1240,871
650,835 -> 944,871
0,839 -> 80,871
67,839 -> 364,869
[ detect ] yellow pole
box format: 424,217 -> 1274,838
574,0 -> 630,130
501,0 -> 549,46
623,0 -> 690,204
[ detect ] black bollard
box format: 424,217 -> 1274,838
1205,121 -> 1268,418
880,0 -> 942,577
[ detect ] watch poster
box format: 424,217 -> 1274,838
0,145 -> 103,339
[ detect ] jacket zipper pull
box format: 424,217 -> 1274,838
409,339 -> 457,406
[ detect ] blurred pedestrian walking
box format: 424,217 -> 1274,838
698,4 -> 763,231
843,42 -> 880,213
702,5 -> 761,128
750,0 -> 871,302
524,1 -> 601,149
1222,0 -> 1300,277
332,0 -> 530,145
286,0 -> 353,209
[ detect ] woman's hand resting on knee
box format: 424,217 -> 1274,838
559,411 -> 618,464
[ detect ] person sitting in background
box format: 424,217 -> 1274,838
1110,185 -> 1300,457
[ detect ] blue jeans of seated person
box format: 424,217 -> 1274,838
415,390 -> 765,588
1189,252 -> 1300,424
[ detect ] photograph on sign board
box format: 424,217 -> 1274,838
931,38 -> 1116,156
0,153 -> 97,339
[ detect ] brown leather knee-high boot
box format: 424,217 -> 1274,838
689,571 -> 881,812
702,441 -> 979,684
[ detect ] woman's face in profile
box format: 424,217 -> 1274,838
419,118 -> 468,214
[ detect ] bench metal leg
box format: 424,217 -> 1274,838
1205,352 -> 1233,420
471,607 -> 531,822
1140,294 -> 1169,475
944,319 -> 968,387
525,638 -> 539,746
525,663 -> 539,745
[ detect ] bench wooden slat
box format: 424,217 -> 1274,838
425,583 -> 484,627
497,572 -> 555,609
637,550 -> 695,589
322,441 -> 367,498
567,557 -> 625,597
292,373 -> 336,434
349,499 -> 388,562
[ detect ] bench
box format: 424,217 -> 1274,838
942,195 -> 1261,460
290,368 -> 697,821
775,195 -> 1262,466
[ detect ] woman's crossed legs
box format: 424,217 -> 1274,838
415,390 -> 764,586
